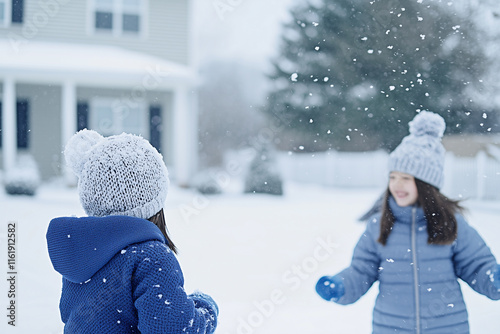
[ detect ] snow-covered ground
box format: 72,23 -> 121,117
1,180 -> 499,333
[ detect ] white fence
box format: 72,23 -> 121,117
277,150 -> 500,200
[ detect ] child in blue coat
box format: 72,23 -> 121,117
316,111 -> 500,333
47,129 -> 218,334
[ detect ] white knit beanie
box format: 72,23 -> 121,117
388,111 -> 446,189
64,129 -> 169,219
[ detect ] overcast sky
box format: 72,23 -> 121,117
192,0 -> 299,69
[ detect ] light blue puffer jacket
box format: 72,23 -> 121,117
336,196 -> 500,334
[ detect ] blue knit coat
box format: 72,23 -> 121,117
46,216 -> 218,334
336,197 -> 500,334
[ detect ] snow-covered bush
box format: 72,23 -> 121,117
244,145 -> 283,196
4,154 -> 41,196
192,168 -> 223,195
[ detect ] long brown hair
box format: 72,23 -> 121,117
378,178 -> 463,246
148,209 -> 178,254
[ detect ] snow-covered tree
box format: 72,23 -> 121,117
244,144 -> 283,196
264,0 -> 497,152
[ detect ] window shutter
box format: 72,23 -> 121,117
149,105 -> 162,153
11,0 -> 23,23
77,102 -> 89,131
16,99 -> 29,149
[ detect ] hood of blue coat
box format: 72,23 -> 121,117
388,195 -> 426,225
46,215 -> 165,283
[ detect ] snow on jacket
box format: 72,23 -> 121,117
46,216 -> 218,334
336,196 -> 500,334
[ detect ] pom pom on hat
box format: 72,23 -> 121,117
409,110 -> 446,138
388,111 -> 446,189
64,129 -> 103,177
64,130 -> 169,219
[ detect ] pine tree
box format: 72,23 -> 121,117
264,0 -> 493,152
244,144 -> 283,196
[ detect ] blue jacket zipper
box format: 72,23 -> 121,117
411,206 -> 420,334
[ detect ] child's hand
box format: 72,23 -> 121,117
190,291 -> 219,316
493,264 -> 500,291
316,275 -> 345,302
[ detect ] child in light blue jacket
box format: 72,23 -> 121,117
316,111 -> 500,333
47,130 -> 218,334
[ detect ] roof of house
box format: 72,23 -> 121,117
442,133 -> 500,157
0,39 -> 196,88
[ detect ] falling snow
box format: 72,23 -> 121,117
5,180 -> 500,333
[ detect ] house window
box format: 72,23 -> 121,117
93,0 -> 143,35
122,0 -> 140,32
95,0 -> 113,30
89,98 -> 147,137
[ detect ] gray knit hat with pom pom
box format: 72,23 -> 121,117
64,129 -> 169,219
388,111 -> 446,189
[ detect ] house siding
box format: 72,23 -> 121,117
149,0 -> 190,65
1,0 -> 190,65
0,0 -> 194,183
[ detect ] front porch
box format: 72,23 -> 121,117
0,40 -> 198,186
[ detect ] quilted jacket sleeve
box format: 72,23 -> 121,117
335,218 -> 381,305
132,242 -> 218,334
453,216 -> 500,300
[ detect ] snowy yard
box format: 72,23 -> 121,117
1,180 -> 500,333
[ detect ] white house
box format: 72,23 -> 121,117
0,0 -> 198,186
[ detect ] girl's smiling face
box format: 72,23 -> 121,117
389,171 -> 419,207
